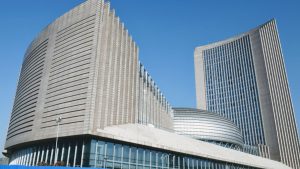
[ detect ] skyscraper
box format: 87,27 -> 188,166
194,19 -> 300,169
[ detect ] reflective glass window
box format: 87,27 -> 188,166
137,148 -> 144,165
96,141 -> 105,167
115,144 -> 122,162
151,151 -> 156,166
106,143 -> 114,161
157,152 -> 162,167
130,147 -> 137,164
145,149 -> 150,165
123,145 -> 130,162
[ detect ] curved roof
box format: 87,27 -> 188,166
96,123 -> 291,169
173,108 -> 244,147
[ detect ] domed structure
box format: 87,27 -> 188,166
173,108 -> 244,149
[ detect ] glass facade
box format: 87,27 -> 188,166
9,137 -> 259,169
202,35 -> 265,146
87,138 -> 258,169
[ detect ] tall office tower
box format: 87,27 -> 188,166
194,19 -> 300,169
5,0 -> 172,164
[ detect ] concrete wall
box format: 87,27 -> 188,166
5,0 -> 173,151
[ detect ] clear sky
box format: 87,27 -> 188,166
0,0 -> 299,156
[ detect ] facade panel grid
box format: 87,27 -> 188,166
195,19 -> 300,168
203,36 -> 265,146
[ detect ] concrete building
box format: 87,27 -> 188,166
194,19 -> 300,168
3,0 -> 294,168
6,0 -> 173,149
5,0 -> 172,165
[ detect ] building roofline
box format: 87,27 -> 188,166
194,18 -> 276,53
96,123 -> 291,169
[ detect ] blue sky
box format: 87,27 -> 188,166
0,0 -> 299,156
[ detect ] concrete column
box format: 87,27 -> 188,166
73,142 -> 78,167
61,144 -> 65,162
45,146 -> 49,164
40,147 -> 44,164
80,140 -> 85,167
50,146 -> 54,165
32,150 -> 36,166
66,143 -> 71,166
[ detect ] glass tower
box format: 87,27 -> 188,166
202,35 -> 264,146
194,19 -> 300,169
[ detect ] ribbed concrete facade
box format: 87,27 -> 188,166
6,0 -> 172,150
138,64 -> 173,130
194,19 -> 300,169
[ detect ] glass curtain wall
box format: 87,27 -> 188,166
88,139 -> 258,169
9,137 -> 259,169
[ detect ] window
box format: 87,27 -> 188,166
145,150 -> 150,165
123,146 -> 129,162
115,144 -> 122,162
137,148 -> 144,165
151,151 -> 157,166
130,147 -> 137,164
106,143 -> 114,161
